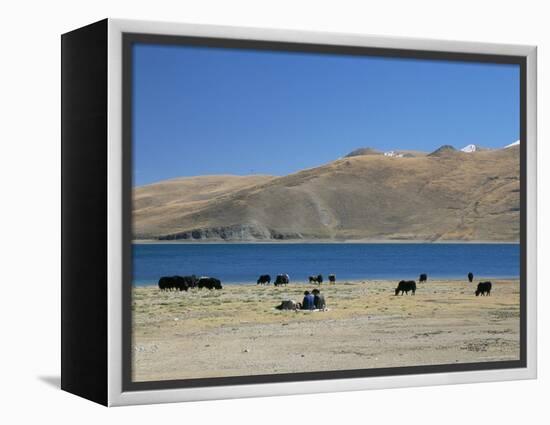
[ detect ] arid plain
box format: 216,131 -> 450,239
132,278 -> 520,382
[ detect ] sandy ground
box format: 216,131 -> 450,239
132,279 -> 520,382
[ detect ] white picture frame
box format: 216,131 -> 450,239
61,18 -> 537,406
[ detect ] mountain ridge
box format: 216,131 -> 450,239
133,146 -> 520,242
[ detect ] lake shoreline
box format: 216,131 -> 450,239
133,239 -> 519,245
134,276 -> 520,287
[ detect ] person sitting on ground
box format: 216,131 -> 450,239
301,290 -> 315,310
312,288 -> 326,310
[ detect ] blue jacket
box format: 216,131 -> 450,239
302,294 -> 315,310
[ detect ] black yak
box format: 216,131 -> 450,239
395,280 -> 416,296
181,275 -> 199,290
198,277 -> 222,290
274,274 -> 289,286
257,274 -> 271,285
158,276 -> 174,291
172,276 -> 189,291
158,275 -> 197,291
468,272 -> 474,283
475,281 -> 492,296
185,275 -> 199,289
328,274 -> 336,284
309,274 -> 323,284
419,273 -> 427,283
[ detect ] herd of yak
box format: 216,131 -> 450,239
257,274 -> 336,285
394,272 -> 492,296
158,275 -> 221,291
157,271 -> 493,296
395,272 -> 493,297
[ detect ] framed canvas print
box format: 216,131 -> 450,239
61,19 -> 537,406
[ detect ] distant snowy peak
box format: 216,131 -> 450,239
460,140 -> 519,151
460,144 -> 493,153
460,144 -> 478,153
384,150 -> 404,158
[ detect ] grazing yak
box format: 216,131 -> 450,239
158,275 -> 197,291
274,274 -> 289,286
395,280 -> 417,296
309,274 -> 323,284
419,273 -> 427,283
185,275 -> 199,289
475,281 -> 492,296
177,275 -> 198,290
172,276 -> 188,291
198,277 -> 222,290
257,274 -> 271,285
328,274 -> 336,284
468,272 -> 474,283
158,276 -> 174,291
275,300 -> 299,310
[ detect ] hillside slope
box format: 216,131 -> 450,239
133,147 -> 520,242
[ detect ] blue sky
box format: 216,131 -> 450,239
133,43 -> 520,186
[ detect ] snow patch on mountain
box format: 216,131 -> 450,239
460,144 -> 477,153
384,150 -> 404,158
504,140 -> 520,149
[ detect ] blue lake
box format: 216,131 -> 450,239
132,243 -> 520,286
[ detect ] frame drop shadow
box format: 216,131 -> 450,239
38,376 -> 61,389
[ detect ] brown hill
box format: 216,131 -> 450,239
428,144 -> 457,156
395,150 -> 428,157
133,146 -> 520,242
345,147 -> 383,157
